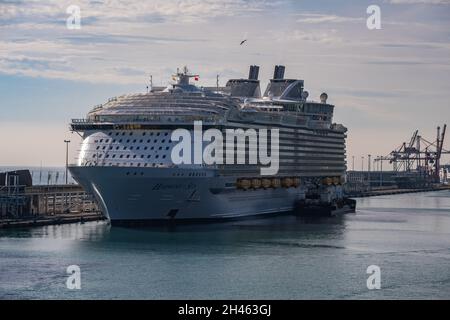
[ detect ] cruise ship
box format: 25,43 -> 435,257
69,65 -> 349,225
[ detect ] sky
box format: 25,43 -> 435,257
0,0 -> 449,168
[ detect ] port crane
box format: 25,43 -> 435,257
375,125 -> 449,183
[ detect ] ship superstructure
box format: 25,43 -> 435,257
69,66 -> 348,224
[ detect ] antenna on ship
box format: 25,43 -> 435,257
216,74 -> 220,91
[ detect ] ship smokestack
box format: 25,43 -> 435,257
248,65 -> 260,81
273,65 -> 285,80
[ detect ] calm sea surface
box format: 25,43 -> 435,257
1,190 -> 450,299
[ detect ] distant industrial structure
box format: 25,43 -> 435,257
0,169 -> 101,222
347,125 -> 449,193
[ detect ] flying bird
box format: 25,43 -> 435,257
240,39 -> 247,45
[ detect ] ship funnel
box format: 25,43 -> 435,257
273,65 -> 285,80
248,65 -> 260,81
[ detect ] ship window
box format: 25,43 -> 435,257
151,147 -> 154,150
100,139 -> 103,142
136,147 -> 140,150
133,172 -> 137,175
137,163 -> 141,167
127,139 -> 130,143
126,172 -> 130,175
98,154 -> 102,158
120,155 -> 123,158
162,155 -> 166,159
162,140 -> 165,143
144,147 -> 148,150
144,163 -> 148,167
119,139 -> 122,143
133,139 -> 136,143
141,155 -> 144,158
154,139 -> 157,143
129,132 -> 133,136
159,147 -> 162,150
165,133 -> 168,136
123,147 -> 127,150
166,147 -> 169,150
102,146 -> 106,150
143,132 -> 146,136
140,172 -> 144,176
106,155 -> 109,158
105,139 -> 109,143
147,155 -> 151,158
150,132 -> 154,136
147,139 -> 151,143
133,155 -> 136,158
112,155 -> 116,158
126,155 -> 130,158
92,154 -> 96,158
112,140 -> 116,143
155,155 -> 159,159
96,146 -> 100,150
157,133 -> 160,136
130,146 -> 134,150
139,140 -> 143,143
116,133 -> 119,136
116,146 -> 119,150
122,132 -> 125,135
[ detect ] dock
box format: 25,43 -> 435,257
1,170 -> 105,229
346,184 -> 450,198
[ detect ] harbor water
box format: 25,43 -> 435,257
1,190 -> 450,299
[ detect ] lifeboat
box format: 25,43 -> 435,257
281,177 -> 293,188
237,179 -> 251,190
271,178 -> 281,188
322,177 -> 332,185
261,178 -> 272,189
292,177 -> 300,187
332,177 -> 340,185
251,178 -> 261,189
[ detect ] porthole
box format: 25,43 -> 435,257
143,132 -> 146,136
157,133 -> 160,136
129,132 -> 133,136
133,139 -> 136,143
127,139 -> 130,143
130,147 -> 134,150
133,155 -> 136,158
120,155 -> 123,158
126,155 -> 130,158
96,146 -> 100,150
100,139 -> 103,143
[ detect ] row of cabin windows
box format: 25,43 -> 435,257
93,154 -> 167,159
106,131 -> 170,137
96,138 -> 171,144
96,145 -> 171,151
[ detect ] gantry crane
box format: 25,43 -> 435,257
375,125 -> 449,183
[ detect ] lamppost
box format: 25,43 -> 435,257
64,140 -> 71,184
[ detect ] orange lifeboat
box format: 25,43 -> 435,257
261,179 -> 272,189
251,178 -> 261,189
237,179 -> 251,190
271,178 -> 281,188
281,178 -> 293,188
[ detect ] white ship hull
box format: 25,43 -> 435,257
69,166 -> 306,224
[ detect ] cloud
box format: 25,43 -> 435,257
387,0 -> 450,4
296,13 -> 364,24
